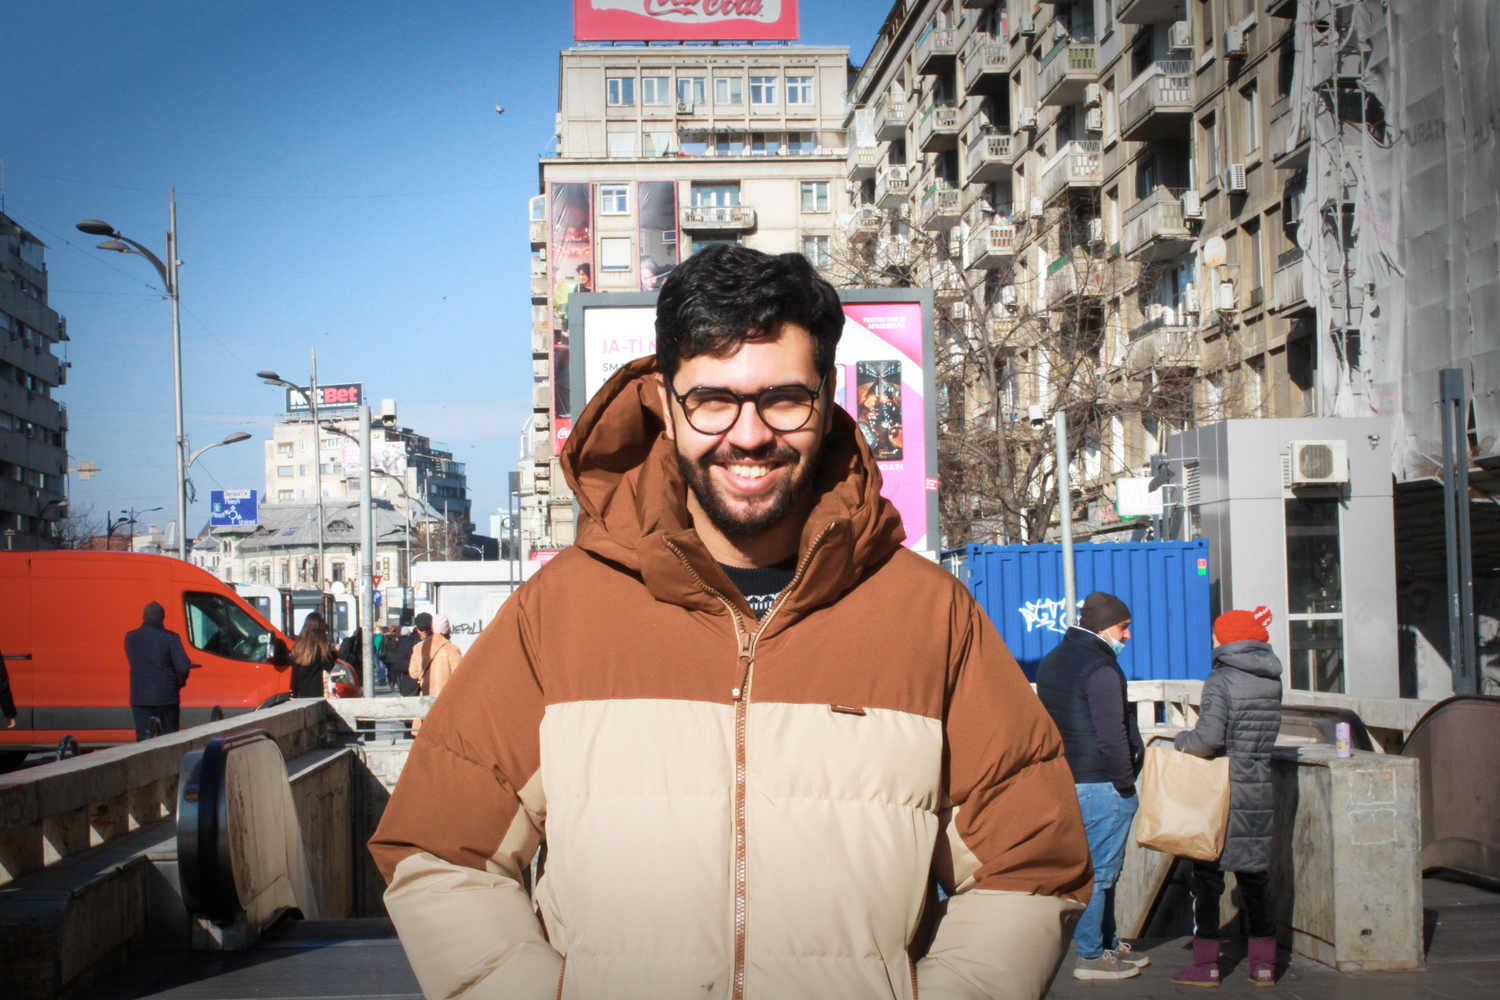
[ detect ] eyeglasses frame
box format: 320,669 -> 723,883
666,371 -> 829,435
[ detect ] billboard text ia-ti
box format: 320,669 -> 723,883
574,0 -> 797,41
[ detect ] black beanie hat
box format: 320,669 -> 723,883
1079,591 -> 1130,633
413,612 -> 433,631
143,601 -> 165,625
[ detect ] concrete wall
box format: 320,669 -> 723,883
1170,417 -> 1399,697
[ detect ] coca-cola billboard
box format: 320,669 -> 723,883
574,0 -> 798,41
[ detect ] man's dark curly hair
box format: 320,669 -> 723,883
654,244 -> 844,383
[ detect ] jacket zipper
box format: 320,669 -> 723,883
665,524 -> 834,1000
909,956 -> 920,1000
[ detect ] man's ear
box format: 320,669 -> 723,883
655,372 -> 676,441
821,372 -> 837,432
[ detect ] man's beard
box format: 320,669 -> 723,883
678,440 -> 822,539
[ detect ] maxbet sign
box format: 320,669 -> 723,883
574,0 -> 798,41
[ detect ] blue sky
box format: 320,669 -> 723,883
4,1 -> 880,537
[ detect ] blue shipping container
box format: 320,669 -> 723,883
964,540 -> 1213,681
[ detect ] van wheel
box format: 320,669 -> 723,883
56,735 -> 81,760
0,750 -> 27,773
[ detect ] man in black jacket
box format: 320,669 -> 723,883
124,601 -> 192,740
1036,591 -> 1144,981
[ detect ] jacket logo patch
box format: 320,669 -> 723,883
830,704 -> 867,716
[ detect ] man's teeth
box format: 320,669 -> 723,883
726,463 -> 772,479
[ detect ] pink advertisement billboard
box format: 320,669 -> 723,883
549,182 -> 593,455
574,0 -> 798,41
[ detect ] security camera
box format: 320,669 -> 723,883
381,398 -> 398,426
1027,404 -> 1046,428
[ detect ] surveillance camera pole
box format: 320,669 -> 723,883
359,403 -> 375,698
1055,410 -> 1077,628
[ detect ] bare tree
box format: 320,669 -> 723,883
50,503 -> 104,550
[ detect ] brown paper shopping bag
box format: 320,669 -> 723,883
1135,745 -> 1232,862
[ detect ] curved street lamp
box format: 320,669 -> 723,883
257,366 -> 327,586
187,431 -> 253,468
77,193 -> 187,559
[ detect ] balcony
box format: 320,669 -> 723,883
962,34 -> 1011,95
876,165 -> 912,209
1273,248 -> 1308,312
530,274 -> 548,301
529,218 -> 547,249
847,145 -> 879,180
965,128 -> 1016,184
1047,247 -> 1108,304
1120,61 -> 1194,141
1040,140 -> 1102,203
1038,40 -> 1097,106
916,101 -> 961,152
1125,319 -> 1199,371
1267,0 -> 1297,17
847,206 -> 884,243
1116,0 -> 1187,23
917,27 -> 958,75
1271,109 -> 1311,171
875,97 -> 910,141
968,222 -> 1018,268
680,205 -> 756,234
1121,187 -> 1194,261
918,186 -> 963,230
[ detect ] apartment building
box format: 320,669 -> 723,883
0,211 -> 69,550
520,43 -> 853,555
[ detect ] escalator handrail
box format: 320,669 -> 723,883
1401,694 -> 1500,754
178,729 -> 276,923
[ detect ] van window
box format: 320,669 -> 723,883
184,593 -> 272,662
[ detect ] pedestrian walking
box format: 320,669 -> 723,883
1036,590 -> 1147,981
390,619 -> 424,697
123,601 -> 192,740
409,614 -> 461,697
338,626 -> 364,685
290,611 -> 338,698
370,245 -> 1091,1000
1172,607 -> 1284,988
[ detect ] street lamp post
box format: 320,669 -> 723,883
258,366 -> 325,591
316,410 -> 378,698
78,194 -> 187,559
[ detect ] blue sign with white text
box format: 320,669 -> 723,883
210,489 -> 259,527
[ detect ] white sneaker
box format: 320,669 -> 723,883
1074,951 -> 1142,980
1113,942 -> 1151,968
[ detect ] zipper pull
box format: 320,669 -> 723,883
732,628 -> 753,700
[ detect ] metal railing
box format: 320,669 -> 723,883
1122,186 -> 1192,257
919,185 -> 963,228
680,205 -> 757,229
917,26 -> 958,71
1040,139 -> 1102,202
1120,61 -> 1194,135
1039,40 -> 1096,102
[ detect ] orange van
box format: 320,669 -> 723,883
0,551 -> 300,761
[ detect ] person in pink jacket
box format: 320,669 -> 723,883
409,614 -> 462,697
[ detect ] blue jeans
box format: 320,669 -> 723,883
1074,782 -> 1140,959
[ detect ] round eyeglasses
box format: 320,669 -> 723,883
668,373 -> 827,435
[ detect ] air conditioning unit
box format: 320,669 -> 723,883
1085,107 -> 1104,131
1019,107 -> 1038,129
1222,163 -> 1248,191
1288,440 -> 1350,486
1087,218 -> 1104,242
1018,13 -> 1036,35
1223,26 -> 1247,56
1180,190 -> 1204,219
1214,281 -> 1236,310
1052,21 -> 1069,43
1001,285 -> 1018,305
676,101 -> 695,114
1029,197 -> 1044,218
1085,84 -> 1103,107
1169,21 -> 1193,50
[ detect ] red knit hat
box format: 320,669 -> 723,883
1214,606 -> 1273,644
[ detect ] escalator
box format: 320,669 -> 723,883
1401,695 -> 1500,887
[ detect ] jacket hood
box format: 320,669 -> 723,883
1213,640 -> 1283,679
559,355 -> 906,626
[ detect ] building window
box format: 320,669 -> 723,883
600,236 -> 632,271
643,131 -> 673,157
786,132 -> 815,154
298,464 -> 306,476
678,76 -> 705,106
606,132 -> 638,157
278,489 -> 294,501
1285,497 -> 1344,692
715,76 -> 743,105
1242,82 -> 1260,153
332,562 -> 345,583
278,465 -> 294,477
800,181 -> 830,213
786,74 -> 814,105
321,437 -> 339,451
801,235 -> 831,268
607,76 -> 635,107
750,76 -> 777,105
599,184 -> 630,215
277,442 -> 294,456
691,183 -> 740,207
691,237 -> 740,255
1201,113 -> 1219,183
712,133 -> 744,156
751,132 -> 779,155
642,75 -> 672,106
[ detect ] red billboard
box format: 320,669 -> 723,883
574,0 -> 798,41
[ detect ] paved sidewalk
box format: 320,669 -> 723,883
1046,877 -> 1500,999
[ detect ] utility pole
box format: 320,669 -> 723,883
309,348 -> 324,590
358,403 -> 375,698
1440,368 -> 1477,695
1055,410 -> 1077,628
168,191 -> 187,560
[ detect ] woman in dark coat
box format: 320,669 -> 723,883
290,612 -> 338,698
1172,607 -> 1284,988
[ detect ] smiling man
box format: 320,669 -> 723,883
370,246 -> 1091,1000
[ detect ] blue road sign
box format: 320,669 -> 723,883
372,590 -> 383,606
210,489 -> 259,527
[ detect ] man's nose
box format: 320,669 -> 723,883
723,398 -> 777,451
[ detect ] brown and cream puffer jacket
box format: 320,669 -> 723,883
369,358 -> 1092,1000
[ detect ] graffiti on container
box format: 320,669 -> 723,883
1018,597 -> 1079,635
450,620 -> 486,636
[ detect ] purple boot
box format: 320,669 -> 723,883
1172,937 -> 1221,987
1247,936 -> 1278,987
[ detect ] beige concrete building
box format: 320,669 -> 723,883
520,43 -> 854,555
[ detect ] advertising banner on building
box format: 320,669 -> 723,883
569,289 -> 938,552
341,441 -> 410,480
210,489 -> 258,527
574,0 -> 798,42
286,382 -> 363,413
549,182 -> 593,454
637,181 -> 679,291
